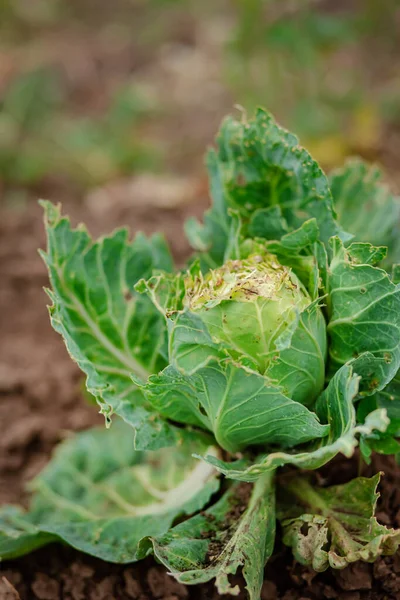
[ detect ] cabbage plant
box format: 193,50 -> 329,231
1,109 -> 400,600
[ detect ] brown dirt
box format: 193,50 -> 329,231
1,200 -> 400,600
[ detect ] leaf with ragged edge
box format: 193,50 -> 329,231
264,219 -> 321,299
0,422 -> 220,562
134,271 -> 186,317
197,364 -> 389,481
326,238 -> 400,393
187,108 -> 350,269
40,201 -> 177,450
153,472 -> 275,600
142,359 -> 329,454
357,370 -> 400,461
330,158 -> 400,266
278,473 -> 400,572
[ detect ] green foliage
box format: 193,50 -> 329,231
0,422 -> 219,561
326,238 -> 400,392
278,474 -> 400,571
0,71 -> 160,189
2,107 -> 400,598
154,472 -> 275,600
40,201 -> 177,449
188,109 -> 349,270
330,159 -> 400,267
196,364 -> 388,481
143,360 -> 329,453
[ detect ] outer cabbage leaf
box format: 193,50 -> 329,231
142,359 -> 329,454
330,158 -> 400,266
187,108 -> 349,268
326,238 -> 400,392
0,507 -> 55,559
197,364 -> 389,481
278,473 -> 400,572
40,201 -> 177,450
153,472 -> 275,600
0,422 -> 219,562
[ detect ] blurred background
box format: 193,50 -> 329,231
1,0 -> 400,504
1,0 -> 400,214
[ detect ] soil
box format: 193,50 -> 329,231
2,200 -> 400,600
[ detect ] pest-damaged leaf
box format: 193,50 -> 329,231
40,201 -> 176,449
153,472 -> 275,600
330,158 -> 400,266
187,108 -> 350,269
278,473 -> 400,572
198,364 -> 389,481
326,238 -> 400,393
263,220 -> 322,299
0,422 -> 220,562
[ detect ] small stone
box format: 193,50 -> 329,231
261,580 -> 278,599
31,573 -> 60,600
334,563 -> 372,591
0,577 -> 21,600
322,584 -> 338,598
123,569 -> 143,599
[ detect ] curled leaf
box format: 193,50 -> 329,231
278,473 -> 400,571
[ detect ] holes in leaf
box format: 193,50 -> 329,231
124,290 -> 134,302
198,404 -> 207,416
384,353 -> 392,364
360,288 -> 367,294
300,522 -> 310,536
369,378 -> 380,391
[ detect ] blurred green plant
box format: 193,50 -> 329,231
0,69 -> 163,193
1,0 -> 399,199
0,0 -> 64,34
226,0 -> 399,166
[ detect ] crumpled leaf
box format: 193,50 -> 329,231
40,201 -> 177,449
326,238 -> 400,392
0,422 -> 220,562
187,108 -> 350,269
198,364 -> 389,481
278,473 -> 400,572
153,472 -> 275,600
330,158 -> 400,266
